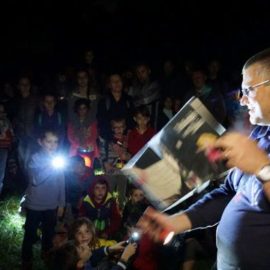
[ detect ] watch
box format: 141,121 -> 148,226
257,165 -> 270,182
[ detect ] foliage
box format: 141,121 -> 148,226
0,195 -> 46,270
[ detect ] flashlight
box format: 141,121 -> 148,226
126,231 -> 141,245
160,228 -> 175,245
51,156 -> 66,169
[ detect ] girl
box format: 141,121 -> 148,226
63,217 -> 136,270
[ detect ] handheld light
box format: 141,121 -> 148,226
51,156 -> 66,169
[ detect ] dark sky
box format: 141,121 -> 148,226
1,0 -> 270,76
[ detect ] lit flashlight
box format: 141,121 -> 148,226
51,156 -> 66,169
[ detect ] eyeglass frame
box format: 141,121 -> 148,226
241,79 -> 270,97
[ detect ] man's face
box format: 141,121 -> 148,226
241,64 -> 270,125
93,183 -> 107,201
39,132 -> 59,154
109,74 -> 123,94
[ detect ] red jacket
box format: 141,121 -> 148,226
127,127 -> 155,156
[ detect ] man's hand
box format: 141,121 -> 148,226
137,207 -> 191,242
215,132 -> 270,175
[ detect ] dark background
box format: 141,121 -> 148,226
1,0 -> 270,79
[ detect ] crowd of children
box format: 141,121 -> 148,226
0,54 -> 245,270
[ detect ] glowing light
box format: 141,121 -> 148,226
51,156 -> 66,169
163,231 -> 175,245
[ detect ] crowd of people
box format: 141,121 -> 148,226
0,48 -> 249,270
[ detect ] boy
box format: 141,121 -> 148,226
122,186 -> 148,227
21,129 -> 65,270
99,117 -> 131,208
79,176 -> 121,240
127,105 -> 156,156
33,92 -> 66,146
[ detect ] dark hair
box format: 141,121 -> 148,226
49,241 -> 79,270
133,105 -> 150,118
243,48 -> 270,72
42,91 -> 57,100
69,217 -> 98,249
74,98 -> 90,113
39,128 -> 59,140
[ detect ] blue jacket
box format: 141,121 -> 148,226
24,150 -> 66,210
185,125 -> 270,269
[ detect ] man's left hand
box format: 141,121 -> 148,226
215,132 -> 270,175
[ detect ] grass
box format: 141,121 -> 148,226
0,194 -> 46,270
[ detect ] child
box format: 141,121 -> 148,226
66,156 -> 95,220
122,186 -> 148,227
33,92 -> 66,145
127,105 -> 156,156
21,129 -> 66,270
0,103 -> 14,196
49,239 -> 137,270
79,176 -> 121,240
156,95 -> 174,131
68,98 -> 99,168
99,117 -> 131,208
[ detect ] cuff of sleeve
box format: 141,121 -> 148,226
184,209 -> 201,229
117,261 -> 127,270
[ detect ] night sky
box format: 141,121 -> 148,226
1,0 -> 270,78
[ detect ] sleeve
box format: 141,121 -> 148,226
28,154 -> 57,186
90,247 -> 106,266
184,169 -> 239,228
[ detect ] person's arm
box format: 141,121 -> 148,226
28,154 -> 58,186
114,243 -> 137,270
215,132 -> 270,201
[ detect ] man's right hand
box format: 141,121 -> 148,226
137,207 -> 192,243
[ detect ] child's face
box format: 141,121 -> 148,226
39,132 -> 59,154
93,183 -> 107,202
77,104 -> 89,118
43,96 -> 56,112
111,121 -> 126,137
131,189 -> 144,203
134,113 -> 149,128
75,223 -> 93,247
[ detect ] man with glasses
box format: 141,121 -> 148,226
138,48 -> 270,269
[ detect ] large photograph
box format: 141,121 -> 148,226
121,97 -> 228,211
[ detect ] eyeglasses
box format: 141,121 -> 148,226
241,79 -> 270,97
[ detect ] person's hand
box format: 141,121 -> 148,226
137,207 -> 178,242
215,132 -> 270,175
120,243 -> 137,263
109,241 -> 126,253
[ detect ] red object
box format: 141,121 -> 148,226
127,127 -> 155,156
